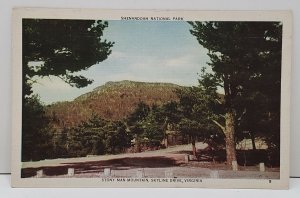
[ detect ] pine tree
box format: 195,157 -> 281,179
189,21 -> 282,167
23,19 -> 114,95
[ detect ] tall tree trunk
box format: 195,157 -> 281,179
164,137 -> 168,147
224,110 -> 237,167
250,132 -> 256,150
191,136 -> 197,157
135,136 -> 141,153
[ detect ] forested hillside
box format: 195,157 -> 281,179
46,80 -> 182,128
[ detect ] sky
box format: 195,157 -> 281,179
32,20 -> 210,104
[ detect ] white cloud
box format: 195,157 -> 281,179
32,76 -> 73,91
164,55 -> 193,68
31,76 -> 85,104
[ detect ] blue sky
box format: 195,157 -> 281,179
32,20 -> 209,104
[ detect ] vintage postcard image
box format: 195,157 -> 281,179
11,8 -> 292,188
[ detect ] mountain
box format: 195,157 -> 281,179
46,80 -> 182,127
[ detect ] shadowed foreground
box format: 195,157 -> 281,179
21,143 -> 280,179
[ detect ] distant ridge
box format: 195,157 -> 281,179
76,80 -> 181,101
47,80 -> 183,127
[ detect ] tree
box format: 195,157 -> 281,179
159,101 -> 182,147
68,114 -> 131,156
127,102 -> 163,151
22,19 -> 114,160
189,22 -> 282,167
177,85 -> 220,157
71,114 -> 108,156
103,120 -> 131,154
141,108 -> 165,147
126,102 -> 149,152
22,95 -> 53,161
127,102 -> 150,124
23,19 -> 114,95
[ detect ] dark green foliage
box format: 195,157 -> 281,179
52,128 -> 69,158
23,19 -> 114,95
127,102 -> 165,149
179,119 -> 204,138
177,84 -> 224,150
66,114 -> 131,156
22,95 -> 54,161
103,121 -> 132,154
22,19 -> 114,160
51,114 -> 132,158
127,102 -> 150,125
160,101 -> 182,124
189,21 -> 282,164
141,109 -> 165,147
189,21 -> 281,112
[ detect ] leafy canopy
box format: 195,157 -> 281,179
23,19 -> 114,95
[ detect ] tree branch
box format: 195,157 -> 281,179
212,119 -> 225,132
215,98 -> 223,104
237,108 -> 247,126
57,75 -> 71,85
238,108 -> 247,121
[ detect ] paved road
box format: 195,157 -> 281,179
21,142 -> 280,179
22,142 -> 207,169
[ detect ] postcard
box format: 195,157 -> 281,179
11,8 -> 292,188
